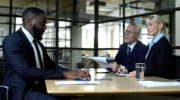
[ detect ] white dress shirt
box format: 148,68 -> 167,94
22,27 -> 44,69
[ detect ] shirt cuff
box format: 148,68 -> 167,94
120,65 -> 125,68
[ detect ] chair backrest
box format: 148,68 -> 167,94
0,85 -> 9,100
173,55 -> 180,79
0,58 -> 5,84
0,58 -> 9,100
168,55 -> 180,79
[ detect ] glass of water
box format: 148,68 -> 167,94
84,59 -> 90,71
135,63 -> 145,81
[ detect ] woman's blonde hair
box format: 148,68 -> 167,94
146,14 -> 166,34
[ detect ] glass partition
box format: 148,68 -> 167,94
0,0 -> 10,14
161,0 -> 177,10
98,0 -> 122,21
98,50 -> 118,60
42,20 -> 56,47
0,16 -> 9,57
0,16 -> 9,42
124,0 -> 155,17
12,0 -> 56,18
58,49 -> 71,69
82,23 -> 95,48
98,21 -> 123,48
72,50 -> 94,69
59,0 -> 94,22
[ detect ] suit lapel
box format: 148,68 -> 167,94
122,44 -> 128,64
146,42 -> 156,61
146,36 -> 165,61
126,41 -> 139,64
18,28 -> 35,61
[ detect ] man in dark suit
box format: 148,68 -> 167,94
0,7 -> 91,100
109,23 -> 146,73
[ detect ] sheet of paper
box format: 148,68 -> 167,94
93,78 -> 112,81
54,81 -> 100,85
138,81 -> 180,87
92,57 -> 110,68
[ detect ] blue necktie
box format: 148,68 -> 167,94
127,47 -> 131,55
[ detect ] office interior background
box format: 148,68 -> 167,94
0,0 -> 180,70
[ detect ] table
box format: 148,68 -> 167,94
45,69 -> 180,96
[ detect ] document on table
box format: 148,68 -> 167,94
138,81 -> 180,87
92,57 -> 110,68
54,81 -> 100,85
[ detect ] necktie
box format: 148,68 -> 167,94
127,47 -> 131,55
33,39 -> 43,69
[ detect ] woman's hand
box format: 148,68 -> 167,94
127,71 -> 136,77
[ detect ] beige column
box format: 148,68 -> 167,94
175,0 -> 180,55
71,26 -> 82,70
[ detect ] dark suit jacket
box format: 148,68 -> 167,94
114,40 -> 146,72
0,28 -> 70,100
145,36 -> 172,78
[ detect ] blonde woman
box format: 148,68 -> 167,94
128,15 -> 172,78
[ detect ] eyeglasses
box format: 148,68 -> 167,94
124,30 -> 137,34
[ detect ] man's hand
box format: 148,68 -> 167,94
116,68 -> 128,74
109,61 -> 120,72
63,70 -> 91,80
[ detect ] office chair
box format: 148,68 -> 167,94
173,55 -> 180,81
168,55 -> 180,80
0,58 -> 10,100
0,85 -> 9,100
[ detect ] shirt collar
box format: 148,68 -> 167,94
152,33 -> 164,44
128,42 -> 137,51
22,27 -> 34,44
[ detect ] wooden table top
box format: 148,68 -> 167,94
45,69 -> 180,96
